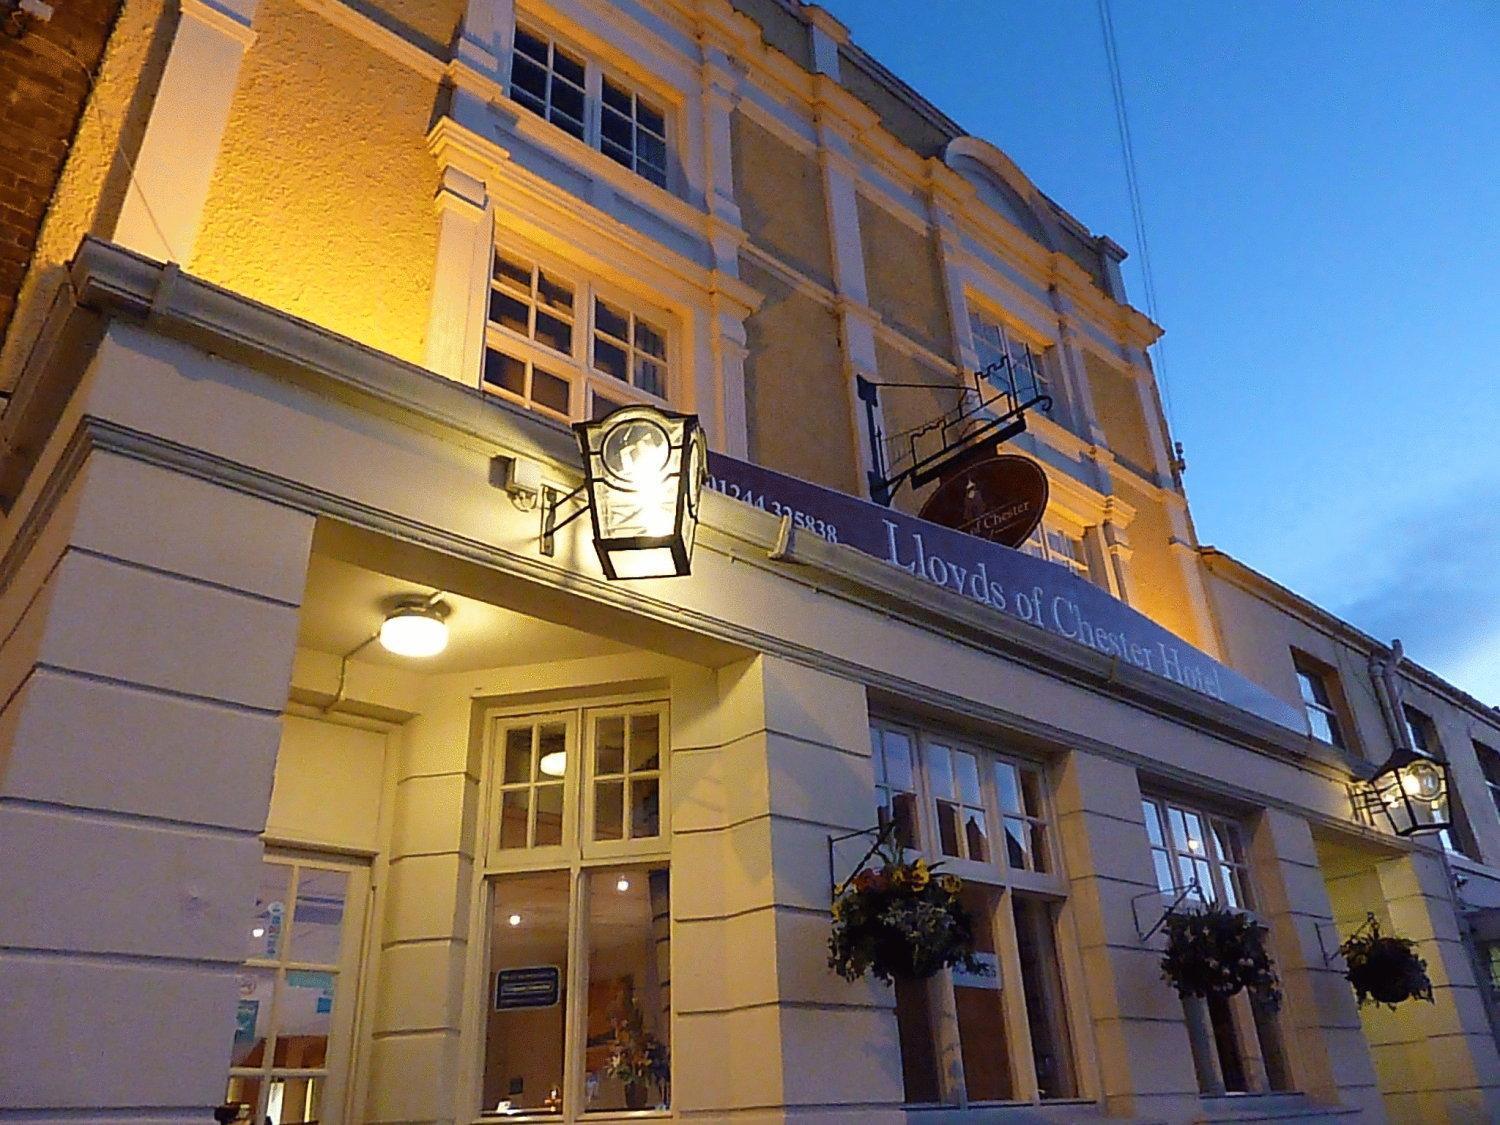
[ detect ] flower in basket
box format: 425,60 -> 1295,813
829,837 -> 983,984
1339,914 -> 1434,1009
1160,904 -> 1281,1010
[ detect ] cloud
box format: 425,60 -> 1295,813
1327,480 -> 1500,705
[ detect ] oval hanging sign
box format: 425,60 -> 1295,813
917,455 -> 1048,549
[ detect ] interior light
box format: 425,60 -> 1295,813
379,599 -> 450,658
508,913 -> 522,927
251,927 -> 266,939
616,877 -> 631,893
539,750 -> 568,777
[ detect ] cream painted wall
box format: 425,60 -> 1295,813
268,713 -> 390,853
190,0 -> 442,367
1083,349 -> 1157,481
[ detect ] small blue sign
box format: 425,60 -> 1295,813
496,965 -> 561,1010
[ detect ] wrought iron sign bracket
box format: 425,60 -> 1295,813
539,482 -> 589,557
827,822 -> 893,900
1132,881 -> 1201,943
857,359 -> 1051,508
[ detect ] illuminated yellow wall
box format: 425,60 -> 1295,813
738,257 -> 858,493
190,0 -> 442,367
1083,350 -> 1156,479
730,111 -> 834,290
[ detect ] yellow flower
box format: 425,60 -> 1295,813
938,874 -> 962,896
909,860 -> 931,890
889,865 -> 908,889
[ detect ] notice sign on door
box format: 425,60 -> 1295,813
495,965 -> 561,1010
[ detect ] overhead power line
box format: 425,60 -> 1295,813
1096,0 -> 1177,438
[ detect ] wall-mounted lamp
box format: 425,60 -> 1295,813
1359,746 -> 1453,838
541,405 -> 707,580
379,598 -> 450,658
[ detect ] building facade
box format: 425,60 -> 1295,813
0,1 -> 1498,1122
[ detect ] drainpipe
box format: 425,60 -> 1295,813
1368,639 -> 1411,756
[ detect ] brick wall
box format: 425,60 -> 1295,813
0,0 -> 122,347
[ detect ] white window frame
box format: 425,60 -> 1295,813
508,21 -> 674,192
1140,796 -> 1252,911
471,697 -> 673,1122
1291,653 -> 1346,748
1021,521 -> 1092,583
484,240 -> 678,422
966,304 -> 1054,407
227,852 -> 370,1125
867,718 -> 1089,1108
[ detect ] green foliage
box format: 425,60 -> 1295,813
1160,904 -> 1281,1010
828,854 -> 985,984
1339,914 -> 1434,1009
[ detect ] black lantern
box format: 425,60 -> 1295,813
541,405 -> 707,579
1362,746 -> 1454,838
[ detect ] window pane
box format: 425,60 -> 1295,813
553,84 -> 586,126
630,713 -> 661,771
593,338 -> 628,381
273,969 -> 335,1068
883,733 -> 915,792
494,252 -> 532,292
963,807 -> 989,863
483,350 -> 526,396
596,781 -> 625,841
596,717 -> 626,775
634,357 -> 665,398
1028,820 -> 1049,874
511,56 -> 548,104
926,747 -> 954,800
1142,800 -> 1165,847
954,885 -> 1012,1101
1019,769 -> 1045,820
1152,849 -> 1176,895
1307,708 -> 1335,744
630,778 -> 660,838
485,871 -> 570,1115
531,369 -> 571,416
954,751 -> 982,805
224,1075 -> 265,1123
603,140 -> 633,169
553,46 -> 585,86
553,109 -> 585,141
289,868 -> 347,965
584,868 -> 671,1110
489,289 -> 529,335
602,78 -> 632,113
595,300 -> 629,341
890,791 -> 919,851
936,800 -> 962,857
635,319 -> 667,360
536,270 -> 572,313
895,978 -> 941,1103
1003,817 -> 1028,869
637,100 -> 665,138
499,789 -> 530,849
995,761 -> 1023,815
537,723 -> 568,782
230,967 -> 277,1067
504,728 -> 533,784
602,106 -> 633,147
535,784 -> 564,847
535,311 -> 572,354
1013,895 -> 1078,1099
247,863 -> 290,960
592,390 -> 627,420
513,27 -> 548,63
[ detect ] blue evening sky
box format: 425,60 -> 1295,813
820,1 -> 1500,704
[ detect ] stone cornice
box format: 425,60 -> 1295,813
7,238 -> 1376,789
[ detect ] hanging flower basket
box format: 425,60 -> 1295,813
1160,905 -> 1281,1010
828,846 -> 983,984
1339,914 -> 1434,1009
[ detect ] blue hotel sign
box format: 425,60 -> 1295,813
706,453 -> 1306,734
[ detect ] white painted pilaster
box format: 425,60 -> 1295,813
424,123 -> 504,385
113,0 -> 259,264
